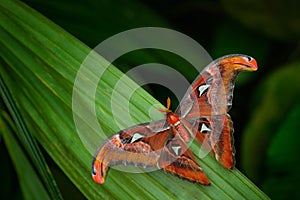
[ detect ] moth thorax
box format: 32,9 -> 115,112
167,112 -> 180,126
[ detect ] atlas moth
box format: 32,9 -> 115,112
92,54 -> 258,185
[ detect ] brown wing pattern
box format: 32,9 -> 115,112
177,55 -> 257,118
92,120 -> 168,184
181,115 -> 235,170
176,54 -> 257,169
159,135 -> 210,184
92,120 -> 209,184
92,54 -> 258,185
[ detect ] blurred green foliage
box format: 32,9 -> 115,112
1,0 -> 300,199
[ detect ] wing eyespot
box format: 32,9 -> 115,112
246,55 -> 252,62
92,162 -> 97,176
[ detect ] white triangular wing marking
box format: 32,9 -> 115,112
171,146 -> 181,156
131,132 -> 145,143
200,123 -> 211,133
198,84 -> 210,97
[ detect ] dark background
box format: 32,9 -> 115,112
1,0 -> 300,199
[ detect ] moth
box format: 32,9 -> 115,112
92,54 -> 258,185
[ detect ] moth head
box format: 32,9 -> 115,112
220,54 -> 258,72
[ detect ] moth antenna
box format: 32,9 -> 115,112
167,97 -> 171,111
157,97 -> 172,113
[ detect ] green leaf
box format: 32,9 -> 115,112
0,74 -> 63,200
0,0 -> 269,199
0,112 -> 51,200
